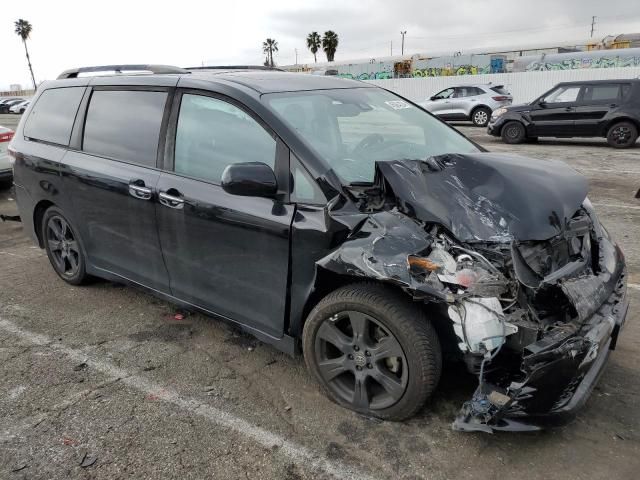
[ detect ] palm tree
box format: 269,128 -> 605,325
262,38 -> 279,68
322,31 -> 339,62
14,19 -> 37,90
306,32 -> 321,63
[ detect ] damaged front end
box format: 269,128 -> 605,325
318,153 -> 629,433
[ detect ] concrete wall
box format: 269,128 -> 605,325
365,66 -> 640,104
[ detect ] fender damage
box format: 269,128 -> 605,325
316,152 -> 629,432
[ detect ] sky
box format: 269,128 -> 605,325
2,0 -> 640,90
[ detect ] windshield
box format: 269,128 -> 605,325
264,87 -> 479,184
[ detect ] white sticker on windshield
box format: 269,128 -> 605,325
385,100 -> 411,110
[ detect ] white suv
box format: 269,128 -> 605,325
419,84 -> 512,127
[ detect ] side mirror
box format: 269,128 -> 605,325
538,99 -> 547,107
430,96 -> 437,101
221,162 -> 277,198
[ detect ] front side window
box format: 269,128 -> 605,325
433,88 -> 454,100
265,88 -> 479,184
544,86 -> 581,103
24,87 -> 85,146
83,90 -> 167,166
174,94 -> 276,184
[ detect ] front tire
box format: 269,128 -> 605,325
471,107 -> 491,127
42,207 -> 90,285
501,120 -> 526,144
303,283 -> 442,421
606,121 -> 638,148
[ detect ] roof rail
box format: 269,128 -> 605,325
186,65 -> 285,72
57,64 -> 188,79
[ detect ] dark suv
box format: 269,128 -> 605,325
488,79 -> 640,148
9,65 -> 628,432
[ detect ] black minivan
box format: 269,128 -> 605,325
488,79 -> 640,147
9,65 -> 628,432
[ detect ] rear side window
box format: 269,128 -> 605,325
490,86 -> 509,95
83,90 -> 167,166
582,84 -> 621,103
24,87 -> 85,146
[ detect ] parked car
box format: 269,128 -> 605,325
9,65 -> 628,433
418,84 -> 512,127
9,100 -> 30,114
0,98 -> 25,114
0,126 -> 15,184
488,79 -> 640,148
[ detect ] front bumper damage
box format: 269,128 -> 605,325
454,259 -> 628,433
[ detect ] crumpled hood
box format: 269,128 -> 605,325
375,153 -> 588,242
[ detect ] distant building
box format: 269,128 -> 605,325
9,84 -> 22,91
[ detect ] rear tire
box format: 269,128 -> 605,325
501,121 -> 526,144
42,207 -> 90,285
606,121 -> 638,148
471,107 -> 491,127
303,283 -> 442,421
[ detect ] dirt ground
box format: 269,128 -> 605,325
1,113 -> 639,479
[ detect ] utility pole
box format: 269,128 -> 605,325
390,40 -> 393,56
400,31 -> 407,56
590,16 -> 596,38
295,48 -> 298,64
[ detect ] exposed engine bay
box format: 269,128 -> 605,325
317,153 -> 628,432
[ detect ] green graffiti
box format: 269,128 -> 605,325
411,65 -> 489,77
526,56 -> 640,71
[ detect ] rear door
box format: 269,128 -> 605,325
529,84 -> 582,136
155,90 -> 294,338
573,83 -> 628,136
62,87 -> 172,292
446,87 -> 474,118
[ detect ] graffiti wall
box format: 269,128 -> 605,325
411,54 -> 492,77
287,47 -> 640,79
514,48 -> 640,72
335,61 -> 394,80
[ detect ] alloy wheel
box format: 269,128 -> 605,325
46,215 -> 81,277
473,110 -> 488,126
611,125 -> 631,145
314,310 -> 409,411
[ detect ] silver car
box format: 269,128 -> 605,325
419,84 -> 512,127
0,126 -> 14,184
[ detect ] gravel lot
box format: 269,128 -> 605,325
1,113 -> 639,479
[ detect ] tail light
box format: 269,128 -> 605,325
1,130 -> 15,165
492,96 -> 510,101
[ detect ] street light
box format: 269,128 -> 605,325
400,31 -> 407,56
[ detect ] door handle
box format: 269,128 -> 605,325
564,107 -> 574,112
159,190 -> 184,209
129,181 -> 152,200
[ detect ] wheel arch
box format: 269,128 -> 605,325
295,267 -> 453,348
33,199 -> 56,248
602,116 -> 640,137
470,104 -> 491,116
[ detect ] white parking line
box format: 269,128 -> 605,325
592,203 -> 640,211
0,317 -> 376,480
